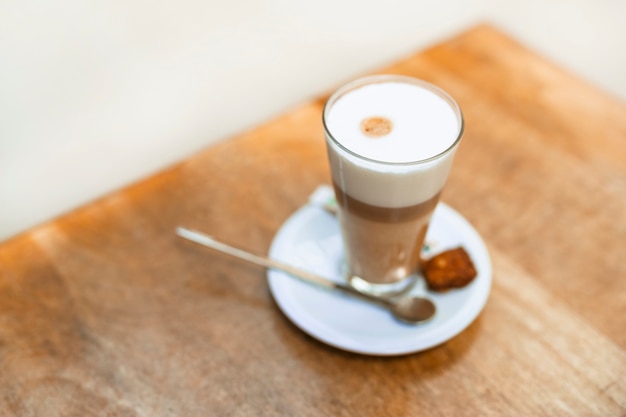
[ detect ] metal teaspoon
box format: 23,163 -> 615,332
176,227 -> 436,324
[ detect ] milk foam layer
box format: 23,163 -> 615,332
324,78 -> 462,208
326,82 -> 459,163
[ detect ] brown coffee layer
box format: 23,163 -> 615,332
333,182 -> 440,223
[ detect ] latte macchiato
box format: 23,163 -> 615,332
323,75 -> 463,295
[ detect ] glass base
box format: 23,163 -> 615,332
348,274 -> 418,298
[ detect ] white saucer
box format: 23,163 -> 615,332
267,200 -> 492,356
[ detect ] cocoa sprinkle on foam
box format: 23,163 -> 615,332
361,116 -> 393,138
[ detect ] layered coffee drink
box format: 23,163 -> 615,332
323,75 -> 463,295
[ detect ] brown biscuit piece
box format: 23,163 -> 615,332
421,247 -> 477,291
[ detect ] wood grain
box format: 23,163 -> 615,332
1,24 -> 625,416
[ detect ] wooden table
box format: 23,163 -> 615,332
1,25 -> 625,416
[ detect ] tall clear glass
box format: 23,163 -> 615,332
322,75 -> 464,296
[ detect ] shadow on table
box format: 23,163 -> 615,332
269,298 -> 485,415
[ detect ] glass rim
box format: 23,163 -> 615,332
322,74 -> 465,167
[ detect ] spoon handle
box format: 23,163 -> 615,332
176,227 -> 340,289
176,227 -> 391,306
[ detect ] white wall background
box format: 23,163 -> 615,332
1,0 -> 625,241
